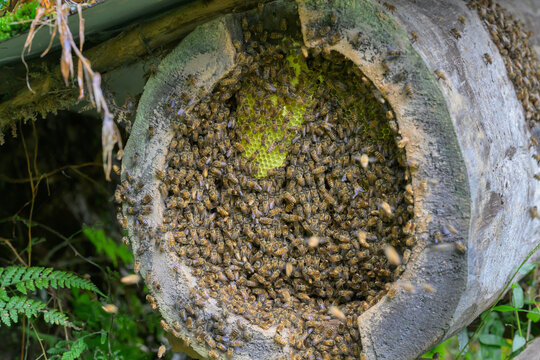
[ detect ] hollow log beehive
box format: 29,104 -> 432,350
117,0 -> 539,359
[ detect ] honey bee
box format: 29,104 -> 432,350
301,46 -> 309,58
157,345 -> 166,358
384,245 -> 401,265
143,64 -> 158,81
530,206 -> 539,219
410,31 -> 418,42
405,84 -> 413,96
379,201 -> 392,216
383,2 -> 396,13
483,53 -> 492,65
434,69 -> 446,80
360,154 -> 369,169
329,306 -> 346,321
386,286 -> 397,299
274,335 -> 287,346
307,236 -> 320,248
450,28 -> 462,39
400,281 -> 415,293
319,26 -> 331,37
206,335 -> 217,348
160,319 -> 169,332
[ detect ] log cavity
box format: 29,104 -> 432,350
157,21 -> 415,359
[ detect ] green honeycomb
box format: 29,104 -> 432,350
236,50 -> 315,178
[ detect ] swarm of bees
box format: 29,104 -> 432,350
118,10 -> 418,360
467,0 -> 539,128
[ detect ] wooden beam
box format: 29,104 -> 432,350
0,0 -> 265,131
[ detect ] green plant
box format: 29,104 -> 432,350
82,225 -> 133,267
48,337 -> 88,360
0,1 -> 38,40
0,266 -> 103,327
422,257 -> 540,359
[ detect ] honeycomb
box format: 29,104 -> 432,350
237,52 -> 312,178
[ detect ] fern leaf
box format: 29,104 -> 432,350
0,288 -> 8,301
0,267 -> 104,296
0,296 -> 46,326
0,267 -> 18,287
61,338 -> 87,360
43,309 -> 73,327
1,309 -> 10,326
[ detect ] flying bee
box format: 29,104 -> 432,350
360,154 -> 369,169
380,201 -> 392,216
157,345 -> 166,358
329,306 -> 346,321
384,245 -> 401,265
434,69 -> 446,80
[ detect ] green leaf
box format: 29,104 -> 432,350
526,308 -> 540,322
43,309 -> 73,327
83,226 -> 133,267
478,334 -> 506,346
0,296 -> 46,327
0,266 -> 104,297
61,338 -> 87,360
518,262 -> 538,275
100,330 -> 107,344
512,284 -> 524,309
512,334 -> 526,352
493,305 -> 519,312
0,288 -> 8,301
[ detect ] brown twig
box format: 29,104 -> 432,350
0,237 -> 28,266
19,119 -> 37,360
0,162 -> 101,183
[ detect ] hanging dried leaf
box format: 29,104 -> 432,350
92,72 -> 103,113
77,58 -> 84,99
23,7 -> 45,54
40,24 -> 57,58
102,112 -> 123,181
78,4 -> 85,50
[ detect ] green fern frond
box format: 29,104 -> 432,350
48,338 -> 88,360
61,338 -> 87,360
0,296 -> 74,327
0,266 -> 104,296
0,296 -> 46,326
43,309 -> 73,327
0,266 -> 103,328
